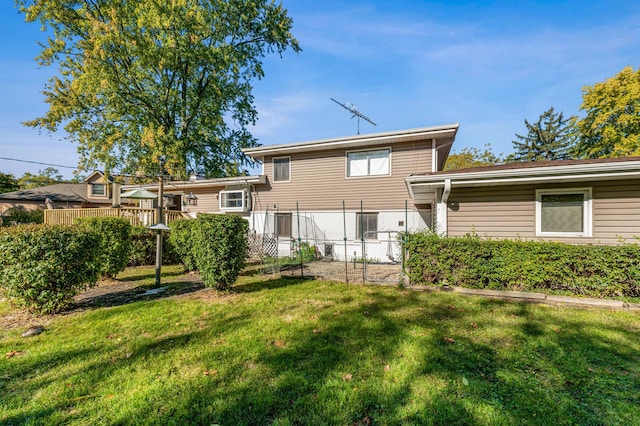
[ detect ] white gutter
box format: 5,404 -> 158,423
408,170 -> 640,191
122,175 -> 266,191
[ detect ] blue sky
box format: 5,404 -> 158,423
1,0 -> 639,179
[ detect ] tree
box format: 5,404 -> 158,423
0,172 -> 19,194
17,167 -> 65,189
444,144 -> 503,171
573,66 -> 640,158
17,0 -> 300,179
507,107 -> 576,162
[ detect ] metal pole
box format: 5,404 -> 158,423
297,202 -> 303,278
155,166 -> 165,287
361,200 -> 365,284
343,200 -> 348,283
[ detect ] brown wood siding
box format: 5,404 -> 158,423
256,141 -> 433,212
447,179 -> 640,245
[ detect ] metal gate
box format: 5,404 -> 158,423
362,231 -> 404,284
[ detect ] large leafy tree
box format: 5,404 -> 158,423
17,0 -> 300,179
507,107 -> 576,162
573,66 -> 640,158
0,172 -> 20,193
444,144 -> 503,171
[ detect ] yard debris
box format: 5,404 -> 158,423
312,329 -> 321,334
343,373 -> 353,381
384,364 -> 390,372
5,350 -> 24,358
470,322 -> 478,329
203,370 -> 217,376
21,325 -> 44,337
274,340 -> 286,348
444,337 -> 456,344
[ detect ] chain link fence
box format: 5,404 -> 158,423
246,201 -> 431,284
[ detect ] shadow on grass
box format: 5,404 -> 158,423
4,279 -> 639,425
73,280 -> 205,309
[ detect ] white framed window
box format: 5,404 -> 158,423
356,212 -> 379,240
220,189 -> 251,212
91,183 -> 106,196
273,157 -> 290,182
347,149 -> 390,177
535,188 -> 592,237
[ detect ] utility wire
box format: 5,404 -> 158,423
0,156 -> 77,170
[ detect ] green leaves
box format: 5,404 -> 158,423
18,0 -> 300,178
405,233 -> 640,298
0,224 -> 101,313
574,66 -> 640,159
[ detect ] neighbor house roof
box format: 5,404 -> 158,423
0,184 -> 88,202
242,124 -> 460,158
405,156 -> 640,202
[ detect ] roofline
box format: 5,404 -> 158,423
406,158 -> 640,190
122,175 -> 266,191
242,124 -> 459,158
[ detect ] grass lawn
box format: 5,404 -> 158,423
1,266 -> 639,425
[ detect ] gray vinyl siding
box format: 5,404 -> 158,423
256,141 -> 433,212
446,179 -> 640,245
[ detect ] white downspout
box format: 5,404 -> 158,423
436,178 -> 451,236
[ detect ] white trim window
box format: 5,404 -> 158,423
347,149 -> 390,177
535,188 -> 592,237
91,183 -> 106,197
220,189 -> 250,212
273,157 -> 291,182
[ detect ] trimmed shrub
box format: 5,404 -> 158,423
0,224 -> 101,313
76,217 -> 131,278
191,214 -> 248,290
405,233 -> 640,298
168,219 -> 197,271
128,226 -> 179,266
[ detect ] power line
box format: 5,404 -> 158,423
0,156 -> 77,170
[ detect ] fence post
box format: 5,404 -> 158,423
296,201 -> 303,278
343,200 -> 348,283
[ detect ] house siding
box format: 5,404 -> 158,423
446,179 -> 640,244
255,141 -> 433,212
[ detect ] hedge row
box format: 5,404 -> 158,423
405,233 -> 640,298
0,224 -> 101,313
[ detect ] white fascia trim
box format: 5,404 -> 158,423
406,169 -> 640,191
431,138 -> 437,173
122,175 -> 266,191
242,124 -> 459,157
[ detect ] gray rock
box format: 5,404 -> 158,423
21,325 -> 45,338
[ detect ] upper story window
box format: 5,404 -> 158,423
91,183 -> 106,197
347,149 -> 390,177
273,157 -> 290,182
535,188 -> 592,237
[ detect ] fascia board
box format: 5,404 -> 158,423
242,124 -> 459,158
122,175 -> 266,191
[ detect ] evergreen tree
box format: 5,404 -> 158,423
508,107 -> 576,162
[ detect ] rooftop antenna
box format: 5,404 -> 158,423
330,98 -> 376,135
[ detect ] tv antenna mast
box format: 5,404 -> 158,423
330,98 -> 376,134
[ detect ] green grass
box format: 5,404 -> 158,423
1,267 -> 639,425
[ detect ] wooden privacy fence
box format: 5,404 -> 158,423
44,208 -> 185,227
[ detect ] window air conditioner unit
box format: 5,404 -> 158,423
219,189 -> 251,212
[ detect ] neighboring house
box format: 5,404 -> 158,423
0,171 -> 116,214
405,156 -> 640,245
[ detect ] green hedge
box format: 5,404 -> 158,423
0,224 -> 101,313
76,217 -> 131,278
0,207 -> 44,226
405,233 -> 640,298
128,226 -> 179,267
168,219 -> 198,271
191,214 -> 248,290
